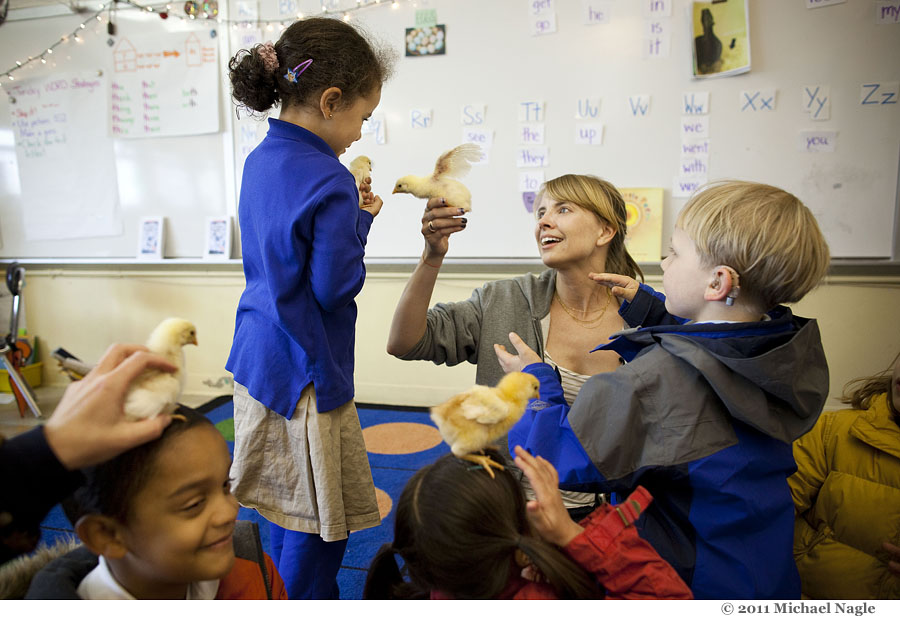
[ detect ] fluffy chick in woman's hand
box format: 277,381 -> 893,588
430,372 -> 540,478
392,143 -> 482,212
123,318 -> 197,420
348,155 -> 373,207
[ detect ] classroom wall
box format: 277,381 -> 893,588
20,266 -> 900,412
2,0 -> 899,260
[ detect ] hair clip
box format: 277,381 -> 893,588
284,59 -> 313,83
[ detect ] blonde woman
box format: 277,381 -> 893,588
387,174 -> 642,519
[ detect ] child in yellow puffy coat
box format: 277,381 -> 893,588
789,352 -> 900,599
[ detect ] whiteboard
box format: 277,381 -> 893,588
0,11 -> 232,258
9,71 -> 123,242
338,0 -> 900,260
1,0 -> 899,260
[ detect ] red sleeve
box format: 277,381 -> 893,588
215,555 -> 289,600
562,487 -> 693,600
265,553 -> 289,600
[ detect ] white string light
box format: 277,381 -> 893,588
1,2 -> 112,83
1,0 -> 415,85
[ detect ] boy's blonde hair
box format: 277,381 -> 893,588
677,181 -> 830,309
538,174 -> 643,281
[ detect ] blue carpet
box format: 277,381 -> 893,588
38,399 -> 448,600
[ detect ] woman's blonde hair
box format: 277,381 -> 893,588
677,180 -> 830,309
537,174 -> 643,281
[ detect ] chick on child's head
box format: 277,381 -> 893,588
147,317 -> 198,348
677,180 -> 830,310
72,410 -> 239,598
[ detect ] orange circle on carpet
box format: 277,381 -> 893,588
352,487 -> 392,533
362,421 -> 443,454
375,487 -> 393,520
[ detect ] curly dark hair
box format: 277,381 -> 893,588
228,17 -> 395,115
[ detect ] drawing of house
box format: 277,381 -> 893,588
113,39 -> 138,73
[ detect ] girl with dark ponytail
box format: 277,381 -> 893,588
364,447 -> 692,600
225,17 -> 396,599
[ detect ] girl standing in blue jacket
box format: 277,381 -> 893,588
226,18 -> 394,599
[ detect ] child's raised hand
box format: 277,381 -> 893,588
589,272 -> 640,303
514,446 -> 584,548
494,331 -> 542,374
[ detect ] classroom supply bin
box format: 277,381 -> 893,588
0,362 -> 42,392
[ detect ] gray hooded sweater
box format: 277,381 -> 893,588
400,269 -> 557,386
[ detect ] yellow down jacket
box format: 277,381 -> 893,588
789,393 -> 900,599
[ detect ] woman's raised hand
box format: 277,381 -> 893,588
421,197 -> 467,262
589,272 -> 640,303
494,331 -> 542,374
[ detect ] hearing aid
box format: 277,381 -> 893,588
721,266 -> 740,306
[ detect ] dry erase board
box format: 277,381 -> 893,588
0,10 -> 231,259
1,0 -> 898,260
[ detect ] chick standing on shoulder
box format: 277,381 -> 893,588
430,372 -> 540,478
392,143 -> 482,212
123,318 -> 198,420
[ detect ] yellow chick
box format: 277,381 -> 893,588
123,318 -> 198,421
430,372 -> 540,478
348,155 -> 372,207
392,143 -> 483,212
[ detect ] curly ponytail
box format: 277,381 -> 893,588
228,17 -> 395,116
228,44 -> 280,114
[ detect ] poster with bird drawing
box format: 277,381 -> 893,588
620,187 -> 663,262
691,0 -> 750,79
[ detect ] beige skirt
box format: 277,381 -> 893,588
230,382 -> 381,542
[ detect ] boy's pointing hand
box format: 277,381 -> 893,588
589,272 -> 640,303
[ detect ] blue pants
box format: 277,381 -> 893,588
269,523 -> 348,599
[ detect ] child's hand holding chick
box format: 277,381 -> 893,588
358,178 -> 383,217
589,272 -> 640,303
514,446 -> 584,548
